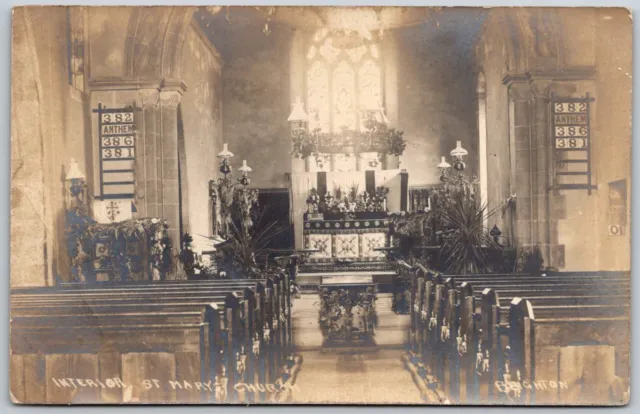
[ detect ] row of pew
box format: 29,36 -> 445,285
10,274 -> 297,404
398,261 -> 630,405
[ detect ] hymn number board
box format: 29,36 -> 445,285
551,93 -> 595,194
94,104 -> 136,199
553,102 -> 589,149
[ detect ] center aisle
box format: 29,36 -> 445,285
290,293 -> 424,404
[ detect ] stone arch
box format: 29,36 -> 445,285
124,6 -> 198,79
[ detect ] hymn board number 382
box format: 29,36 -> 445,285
551,94 -> 595,195
94,104 -> 136,199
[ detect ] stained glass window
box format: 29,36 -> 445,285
307,61 -> 330,132
332,61 -> 356,131
305,30 -> 383,133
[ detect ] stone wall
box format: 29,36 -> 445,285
201,10 -> 293,189
11,7 -> 221,286
475,8 -> 632,271
394,10 -> 483,187
178,21 -> 223,238
12,7 -> 92,286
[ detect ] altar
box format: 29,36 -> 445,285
286,99 -> 410,346
292,171 -> 408,286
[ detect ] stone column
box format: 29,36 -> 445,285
158,89 -> 184,250
137,88 -> 160,218
506,77 -> 534,247
529,82 -> 554,267
503,73 -> 589,269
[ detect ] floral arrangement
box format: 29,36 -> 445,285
306,184 -> 389,214
214,174 -> 259,238
65,213 -> 173,282
291,120 -> 406,162
234,187 -> 259,233
318,286 -> 377,340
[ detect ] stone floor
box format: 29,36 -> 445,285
290,293 -> 424,404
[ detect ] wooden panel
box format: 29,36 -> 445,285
532,346 -> 560,404
10,355 -> 25,403
45,354 -> 100,403
98,351 -> 123,403
558,345 -> 616,405
121,352 -> 176,403
23,354 -> 46,404
175,352 -> 203,403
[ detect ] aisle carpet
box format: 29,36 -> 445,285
290,293 -> 424,404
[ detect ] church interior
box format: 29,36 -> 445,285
10,6 -> 631,405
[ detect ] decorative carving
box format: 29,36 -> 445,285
456,331 -> 468,356
263,322 -> 271,342
236,348 -> 247,379
252,333 -> 261,356
214,366 -> 228,402
440,318 -> 450,342
428,314 -> 437,331
159,90 -> 182,109
138,88 -> 160,108
335,234 -> 358,258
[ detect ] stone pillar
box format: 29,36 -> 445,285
158,89 -> 183,249
506,78 -> 534,247
138,88 -> 160,218
530,82 -> 554,266
503,72 -> 592,269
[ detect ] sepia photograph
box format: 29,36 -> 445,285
9,5 -> 632,405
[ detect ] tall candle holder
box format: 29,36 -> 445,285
212,143 -> 258,238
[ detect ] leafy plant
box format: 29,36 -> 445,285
220,210 -> 288,279
438,187 -> 500,274
290,120 -> 407,161
65,215 -> 173,282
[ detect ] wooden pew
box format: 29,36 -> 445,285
399,262 -> 629,405
11,275 -> 295,404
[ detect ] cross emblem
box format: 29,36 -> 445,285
106,201 -> 120,222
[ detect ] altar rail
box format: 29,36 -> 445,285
10,275 -> 297,404
397,262 -> 630,405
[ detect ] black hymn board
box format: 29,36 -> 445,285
550,93 -> 596,195
93,104 -> 136,199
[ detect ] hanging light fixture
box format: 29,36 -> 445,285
288,96 -> 309,125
